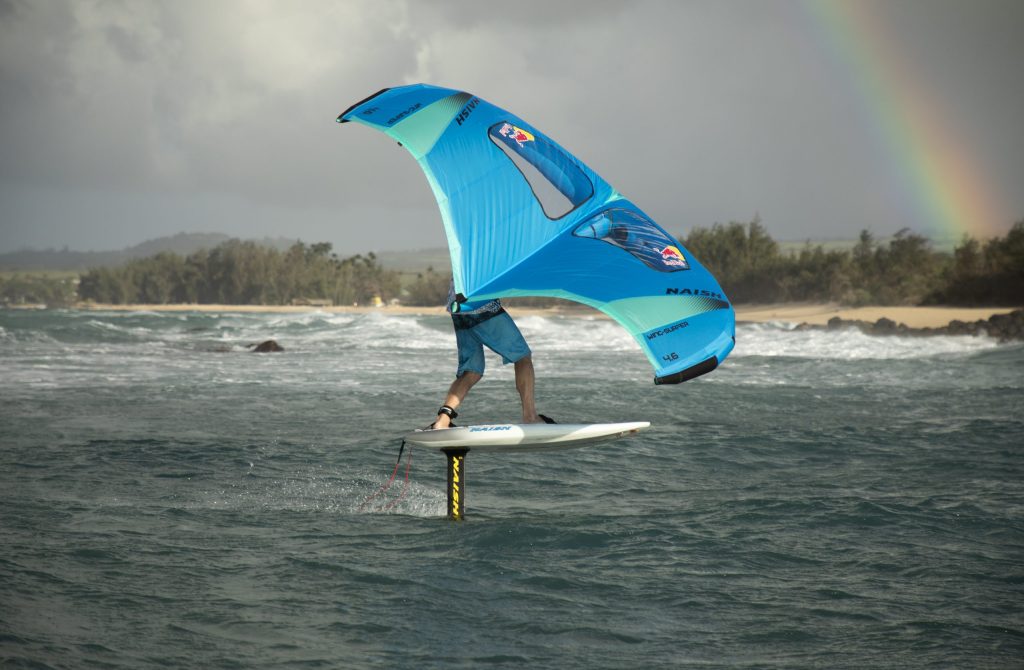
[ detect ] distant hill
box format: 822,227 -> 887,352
120,232 -> 234,258
0,231 -> 448,274
0,232 -> 301,271
374,248 -> 451,275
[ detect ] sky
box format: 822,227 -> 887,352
1,0 -> 1022,256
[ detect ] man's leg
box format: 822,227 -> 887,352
432,371 -> 482,429
514,355 -> 541,424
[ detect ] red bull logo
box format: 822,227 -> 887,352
660,245 -> 689,268
498,122 -> 535,148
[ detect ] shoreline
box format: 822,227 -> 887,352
733,303 -> 1020,329
56,301 -> 1023,330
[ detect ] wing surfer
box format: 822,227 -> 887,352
430,281 -> 555,429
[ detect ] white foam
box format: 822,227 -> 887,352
515,315 -> 639,352
1,312 -> 1008,387
734,322 -> 1000,360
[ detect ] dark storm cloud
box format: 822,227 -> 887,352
1,0 -> 1022,253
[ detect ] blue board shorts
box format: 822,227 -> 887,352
454,310 -> 531,377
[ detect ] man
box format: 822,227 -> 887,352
430,281 -> 554,429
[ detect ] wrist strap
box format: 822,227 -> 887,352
438,405 -> 458,419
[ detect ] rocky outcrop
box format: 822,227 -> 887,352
248,340 -> 284,353
980,311 -> 1024,341
796,309 -> 1024,342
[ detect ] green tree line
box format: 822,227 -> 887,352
679,218 -> 1023,306
0,274 -> 78,307
403,219 -> 1019,309
5,222 -> 1022,308
76,240 -> 401,306
403,219 -> 1024,307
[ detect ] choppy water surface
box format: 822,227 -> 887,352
1,309 -> 1022,668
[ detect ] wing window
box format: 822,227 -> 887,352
488,121 -> 593,219
574,208 -> 690,272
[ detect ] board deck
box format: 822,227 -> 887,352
403,421 -> 650,453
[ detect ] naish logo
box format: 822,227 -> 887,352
666,287 -> 725,300
646,321 -> 689,340
498,122 -> 534,147
469,425 -> 512,432
451,457 -> 461,513
455,97 -> 480,126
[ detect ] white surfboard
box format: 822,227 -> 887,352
403,421 -> 650,453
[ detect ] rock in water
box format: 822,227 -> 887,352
248,340 -> 284,353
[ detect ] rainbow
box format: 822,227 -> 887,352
799,0 -> 1006,242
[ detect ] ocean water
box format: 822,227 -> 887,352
1,308 -> 1022,669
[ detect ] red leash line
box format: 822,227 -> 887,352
382,445 -> 413,512
357,440 -> 406,512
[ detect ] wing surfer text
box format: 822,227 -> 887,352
646,321 -> 689,340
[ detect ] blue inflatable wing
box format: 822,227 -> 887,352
338,84 -> 734,384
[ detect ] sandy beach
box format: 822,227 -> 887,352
733,303 -> 1020,328
69,302 -> 1020,329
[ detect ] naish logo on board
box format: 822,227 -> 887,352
665,287 -> 725,300
469,425 -> 513,432
498,123 -> 534,147
455,97 -> 480,126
